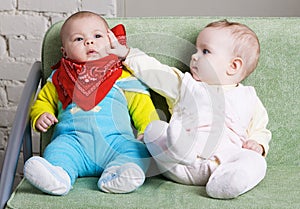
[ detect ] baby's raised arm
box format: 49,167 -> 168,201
106,31 -> 183,104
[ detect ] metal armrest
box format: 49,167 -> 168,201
0,61 -> 42,209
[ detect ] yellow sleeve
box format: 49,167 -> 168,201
247,99 -> 272,156
120,69 -> 159,135
30,81 -> 58,131
125,91 -> 159,136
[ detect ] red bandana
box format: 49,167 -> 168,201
52,24 -> 126,111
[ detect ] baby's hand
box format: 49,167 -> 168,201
35,112 -> 58,132
106,30 -> 130,59
242,140 -> 264,155
137,134 -> 144,142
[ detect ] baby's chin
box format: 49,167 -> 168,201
86,51 -> 109,61
87,57 -> 100,61
191,73 -> 201,81
86,55 -> 103,61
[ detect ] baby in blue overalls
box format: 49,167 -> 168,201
24,11 -> 159,195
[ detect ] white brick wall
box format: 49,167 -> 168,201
0,0 -> 15,11
18,0 -> 79,13
0,0 -> 117,188
0,14 -> 48,37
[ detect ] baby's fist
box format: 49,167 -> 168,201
35,112 -> 58,132
242,140 -> 264,155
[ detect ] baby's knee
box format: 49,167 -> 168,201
144,120 -> 168,144
239,149 -> 267,173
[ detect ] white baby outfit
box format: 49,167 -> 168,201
124,48 -> 271,199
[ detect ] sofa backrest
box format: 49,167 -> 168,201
41,17 -> 300,167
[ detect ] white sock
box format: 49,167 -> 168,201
206,151 -> 266,199
97,163 -> 145,193
24,156 -> 71,195
206,163 -> 248,199
144,120 -> 169,157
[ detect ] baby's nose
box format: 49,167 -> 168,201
191,53 -> 199,61
85,39 -> 94,45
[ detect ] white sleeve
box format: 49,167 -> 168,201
123,48 -> 184,105
247,98 -> 272,156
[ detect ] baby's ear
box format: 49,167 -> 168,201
60,47 -> 67,57
227,57 -> 243,75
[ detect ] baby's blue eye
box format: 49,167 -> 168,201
202,49 -> 210,54
75,37 -> 83,41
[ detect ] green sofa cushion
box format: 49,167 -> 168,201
7,17 -> 300,209
7,167 -> 300,209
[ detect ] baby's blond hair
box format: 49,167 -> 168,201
205,20 -> 260,79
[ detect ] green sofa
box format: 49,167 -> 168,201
0,17 -> 299,209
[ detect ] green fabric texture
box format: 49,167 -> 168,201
6,167 -> 300,209
7,17 -> 300,208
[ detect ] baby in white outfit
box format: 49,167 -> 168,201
108,19 -> 271,199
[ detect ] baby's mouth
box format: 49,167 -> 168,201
190,66 -> 198,74
87,50 -> 97,55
